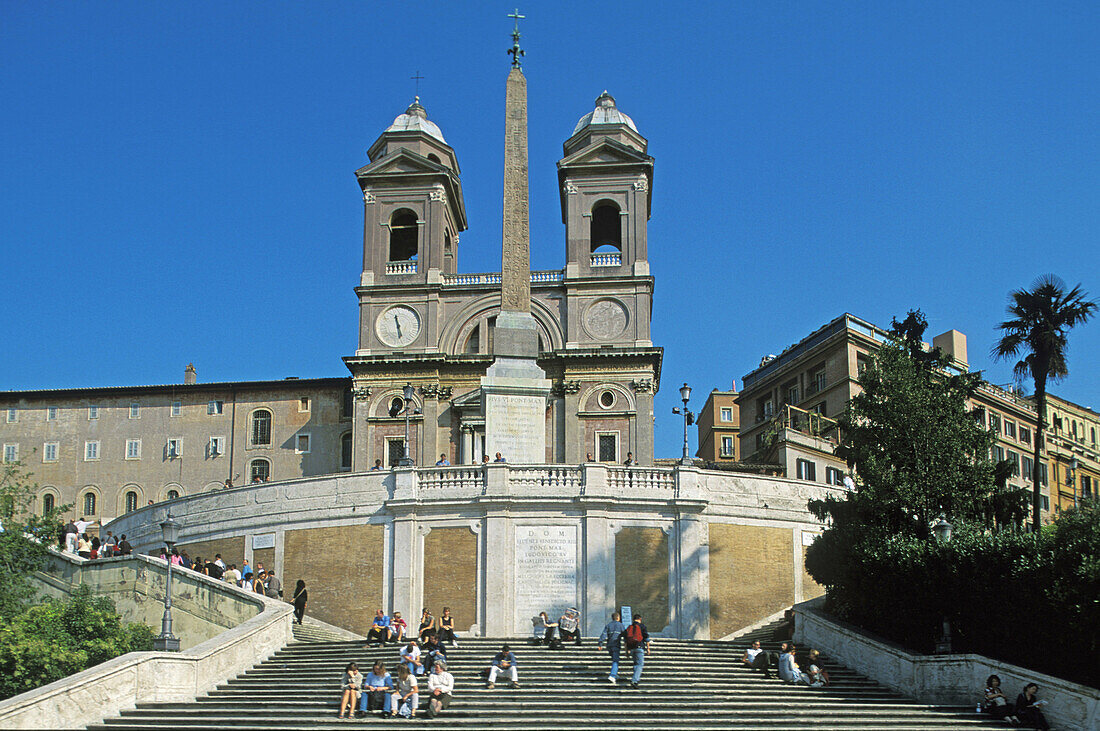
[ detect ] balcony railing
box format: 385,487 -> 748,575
591,252 -> 622,268
386,261 -> 418,275
442,270 -> 564,287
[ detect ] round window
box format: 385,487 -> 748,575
599,390 -> 615,409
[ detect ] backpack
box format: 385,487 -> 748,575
624,622 -> 644,649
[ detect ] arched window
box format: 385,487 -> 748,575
124,491 -> 138,513
41,493 -> 55,515
251,409 -> 272,445
464,324 -> 480,354
83,492 -> 96,516
427,153 -> 441,164
249,459 -> 270,483
389,210 -> 419,261
167,489 -> 180,500
389,397 -> 405,418
590,201 -> 622,252
341,432 -> 353,470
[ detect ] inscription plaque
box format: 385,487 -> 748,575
485,392 -> 545,463
514,525 -> 578,633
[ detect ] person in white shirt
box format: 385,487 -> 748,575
223,564 -> 241,584
742,640 -> 773,678
213,554 -> 226,570
425,661 -> 454,718
400,640 -> 424,675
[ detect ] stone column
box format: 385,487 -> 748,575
675,513 -> 710,639
582,510 -> 615,636
482,511 -> 514,636
391,515 -> 417,626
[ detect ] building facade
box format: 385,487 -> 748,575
695,386 -> 740,463
1045,393 -> 1100,514
735,314 -> 1048,517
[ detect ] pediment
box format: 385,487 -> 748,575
356,150 -> 445,179
558,138 -> 652,169
450,387 -> 483,408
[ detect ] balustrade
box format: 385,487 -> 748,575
385,261 -> 418,275
590,252 -> 622,267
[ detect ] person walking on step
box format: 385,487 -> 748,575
291,580 -> 307,624
598,611 -> 626,684
486,644 -> 519,689
623,614 -> 650,688
742,640 -> 774,679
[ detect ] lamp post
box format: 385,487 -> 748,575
399,383 -> 416,467
932,513 -> 952,654
671,383 -> 693,466
153,512 -> 181,652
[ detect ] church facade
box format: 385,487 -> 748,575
346,91 -> 661,469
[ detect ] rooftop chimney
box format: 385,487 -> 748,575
184,363 -> 197,385
932,330 -> 968,369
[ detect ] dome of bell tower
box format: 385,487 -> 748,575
385,96 -> 447,144
571,91 -> 638,135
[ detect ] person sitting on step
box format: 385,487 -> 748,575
486,644 -> 519,689
742,640 -> 773,678
359,661 -> 393,717
417,607 -> 436,641
425,660 -> 454,718
777,643 -> 810,685
390,664 -> 419,718
558,607 -> 582,645
390,611 -> 407,643
399,638 -> 425,676
981,675 -> 1019,725
534,611 -> 560,648
1015,683 -> 1050,730
422,633 -> 447,673
337,662 -> 363,719
437,606 -> 459,647
365,609 -> 392,647
807,649 -> 830,687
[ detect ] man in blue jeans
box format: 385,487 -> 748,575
597,611 -> 626,684
623,614 -> 651,688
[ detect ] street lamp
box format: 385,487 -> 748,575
671,383 -> 693,466
153,512 -> 181,652
399,384 -> 417,467
931,513 -> 952,654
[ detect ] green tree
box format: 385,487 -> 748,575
0,463 -> 67,619
992,275 -> 1096,532
814,310 -> 1001,538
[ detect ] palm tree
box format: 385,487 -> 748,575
992,275 -> 1096,531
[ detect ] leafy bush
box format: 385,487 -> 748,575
0,586 -> 154,700
807,500 -> 1100,688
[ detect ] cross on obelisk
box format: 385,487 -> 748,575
481,9 -> 550,466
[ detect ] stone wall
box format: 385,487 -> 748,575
614,526 -> 669,630
282,523 -> 385,636
708,523 -> 794,638
422,526 -> 477,633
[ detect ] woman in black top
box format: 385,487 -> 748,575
437,607 -> 458,647
1015,683 -> 1049,730
292,580 -> 308,624
418,608 -> 435,641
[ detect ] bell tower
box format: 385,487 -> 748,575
558,91 -> 653,278
355,99 -> 467,287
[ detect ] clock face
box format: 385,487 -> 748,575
584,299 -> 628,341
376,305 -> 421,347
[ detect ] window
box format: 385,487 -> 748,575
166,438 -> 182,459
4,408 -> 16,423
125,439 -> 141,460
856,354 -> 871,375
1041,494 -> 1050,512
1065,465 -> 1075,486
720,407 -> 733,422
825,466 -> 845,486
988,413 -> 1000,433
83,492 -> 96,516
342,390 -> 354,419
597,433 -> 618,462
720,436 -> 735,457
992,445 -> 1004,463
249,458 -> 271,483
598,391 -> 615,409
171,401 -> 182,417
388,397 -> 404,417
1008,450 -> 1020,476
796,459 -> 817,481
1039,462 -> 1048,486
807,365 -> 826,395
1083,475 -> 1094,498
85,441 -> 100,461
1020,426 -> 1031,444
207,400 -> 223,415
341,432 -> 353,470
1004,421 -> 1016,439
590,201 -> 622,252
46,406 -> 58,421
759,398 -> 774,420
389,209 -> 419,261
251,409 -> 272,445
295,433 -> 311,454
298,397 -> 310,413
43,442 -> 59,462
41,493 -> 55,515
124,491 -> 138,513
1092,427 -> 1097,445
209,436 -> 224,457
88,405 -> 98,420
1022,455 -> 1033,481
129,403 -> 140,419
810,402 -> 827,417
387,438 -> 406,467
2,444 -> 16,463
167,489 -> 180,500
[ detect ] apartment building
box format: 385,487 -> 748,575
695,385 -> 740,463
1045,393 -> 1100,514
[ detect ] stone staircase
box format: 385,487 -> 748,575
88,622 -> 1008,730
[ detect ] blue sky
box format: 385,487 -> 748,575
3,2 -> 1098,457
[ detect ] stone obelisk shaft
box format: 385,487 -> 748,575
501,67 -> 530,313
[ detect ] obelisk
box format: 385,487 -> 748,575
481,12 -> 551,464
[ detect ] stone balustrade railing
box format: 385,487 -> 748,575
442,270 -> 564,287
607,466 -> 676,491
385,260 -> 418,275
591,251 -> 622,267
